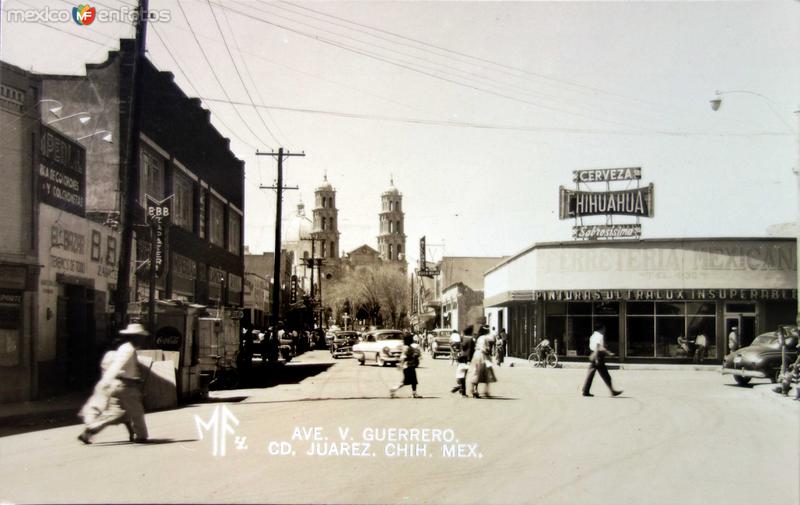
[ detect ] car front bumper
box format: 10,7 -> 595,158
720,366 -> 768,379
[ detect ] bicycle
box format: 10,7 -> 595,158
528,347 -> 558,368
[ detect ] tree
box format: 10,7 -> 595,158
322,264 -> 409,328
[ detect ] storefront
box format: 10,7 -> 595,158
484,238 -> 797,363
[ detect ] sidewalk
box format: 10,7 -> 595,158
504,356 -> 721,371
0,390 -> 88,437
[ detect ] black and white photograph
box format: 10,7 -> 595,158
0,1 -> 798,504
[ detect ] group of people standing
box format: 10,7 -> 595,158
391,325 -> 504,399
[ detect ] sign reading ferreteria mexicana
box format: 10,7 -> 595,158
39,125 -> 86,217
560,166 -> 653,240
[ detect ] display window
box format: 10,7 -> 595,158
626,301 -> 716,359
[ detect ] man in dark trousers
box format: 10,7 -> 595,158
460,325 -> 476,363
582,323 -> 623,397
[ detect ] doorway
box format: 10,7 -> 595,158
725,303 -> 757,351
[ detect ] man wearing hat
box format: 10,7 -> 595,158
78,323 -> 149,444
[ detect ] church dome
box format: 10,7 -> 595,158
383,177 -> 400,196
316,174 -> 334,191
284,202 -> 313,244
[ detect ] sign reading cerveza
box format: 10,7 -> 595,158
39,126 -> 86,217
145,194 -> 171,277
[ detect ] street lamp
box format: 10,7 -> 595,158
77,129 -> 113,143
37,99 -> 63,117
46,111 -> 90,125
711,89 -> 800,376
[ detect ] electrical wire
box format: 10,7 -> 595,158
205,0 -> 281,146
196,96 -> 790,137
218,1 -> 658,132
175,0 -> 276,149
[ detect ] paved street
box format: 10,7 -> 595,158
1,350 -> 797,505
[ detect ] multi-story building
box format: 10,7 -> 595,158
0,40 -> 246,402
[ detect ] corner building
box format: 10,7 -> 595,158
484,238 -> 797,363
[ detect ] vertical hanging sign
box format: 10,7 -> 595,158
145,194 -> 172,276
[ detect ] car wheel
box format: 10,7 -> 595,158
733,375 -> 751,386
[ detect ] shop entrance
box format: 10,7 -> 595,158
56,284 -> 96,390
725,303 -> 757,350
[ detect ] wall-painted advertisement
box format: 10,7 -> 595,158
39,126 -> 86,217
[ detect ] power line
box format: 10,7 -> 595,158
219,5 -> 293,147
175,0 -> 276,149
196,96 -> 791,137
149,24 -> 263,152
205,0 -> 280,146
219,1 -> 653,132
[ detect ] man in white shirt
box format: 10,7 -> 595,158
582,323 -> 623,397
78,323 -> 149,444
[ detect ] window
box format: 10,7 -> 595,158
397,245 -> 402,258
321,241 -> 327,259
322,217 -> 327,231
545,302 -> 619,357
389,244 -> 394,260
626,302 -> 717,358
106,236 -> 117,266
198,188 -> 206,239
329,241 -> 335,258
140,148 -> 164,202
91,230 -> 101,261
228,211 -> 241,255
209,196 -> 225,247
173,171 -> 194,232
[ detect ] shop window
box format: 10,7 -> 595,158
656,317 -> 684,357
628,302 -> 654,315
726,303 -> 756,313
627,316 -> 655,357
570,302 -> 592,315
657,302 -> 685,315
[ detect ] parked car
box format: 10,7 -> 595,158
330,331 -> 359,359
352,329 -> 404,366
429,329 -> 454,358
722,326 -> 798,385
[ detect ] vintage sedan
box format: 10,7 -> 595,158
429,329 -> 454,358
352,329 -> 405,366
330,331 -> 359,359
722,326 -> 798,385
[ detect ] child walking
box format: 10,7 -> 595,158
390,334 -> 421,398
451,355 -> 469,396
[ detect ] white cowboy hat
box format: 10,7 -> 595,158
119,323 -> 149,335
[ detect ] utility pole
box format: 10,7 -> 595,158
114,0 -> 150,332
257,148 -> 304,360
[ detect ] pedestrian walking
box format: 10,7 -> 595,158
78,323 -> 149,444
494,335 -> 505,366
390,334 -> 421,398
460,325 -> 476,365
451,355 -> 469,396
581,323 -> 623,398
468,325 -> 497,398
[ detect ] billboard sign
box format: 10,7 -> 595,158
39,126 -> 86,217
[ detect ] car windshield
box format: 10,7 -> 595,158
336,332 -> 357,338
376,332 -> 403,341
751,334 -> 778,346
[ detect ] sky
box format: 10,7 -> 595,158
2,0 -> 798,269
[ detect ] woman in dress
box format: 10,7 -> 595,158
469,325 -> 497,398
